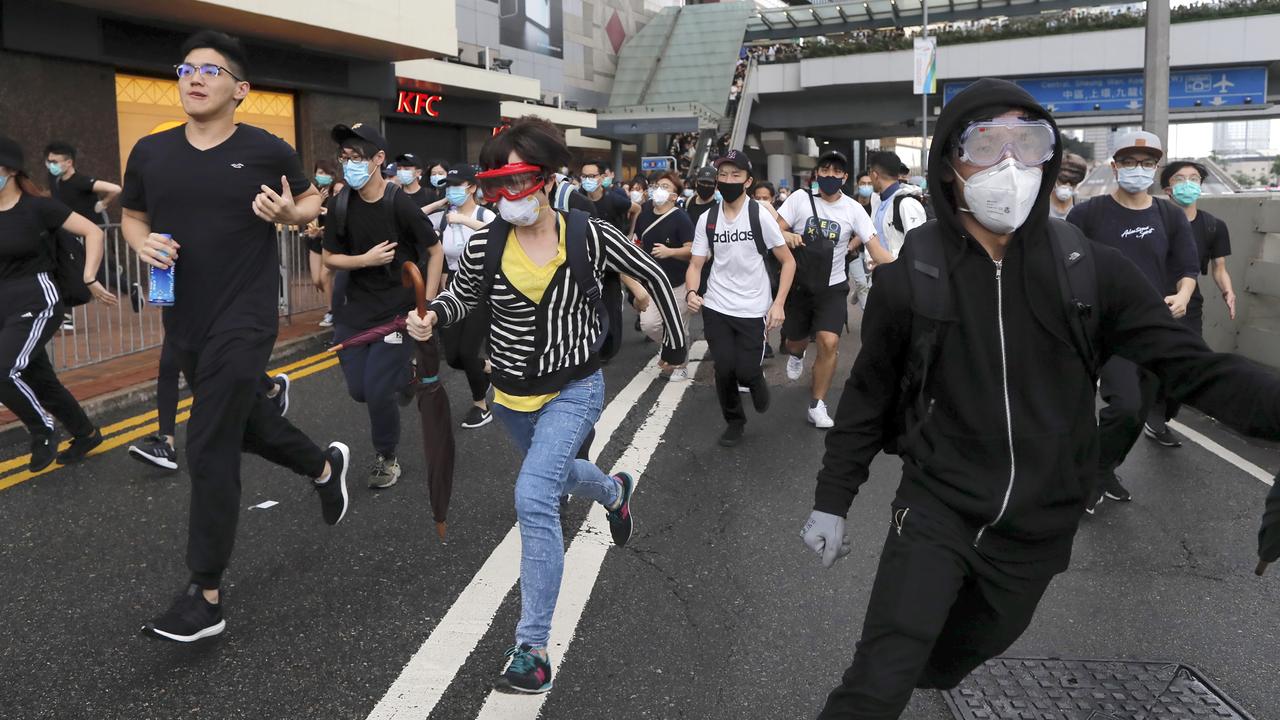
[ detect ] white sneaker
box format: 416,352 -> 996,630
668,367 -> 689,382
738,385 -> 751,394
319,312 -> 334,328
786,354 -> 804,381
807,400 -> 835,429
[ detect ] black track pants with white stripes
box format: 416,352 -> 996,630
0,274 -> 93,437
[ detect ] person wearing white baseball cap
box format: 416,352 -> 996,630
1066,129 -> 1199,510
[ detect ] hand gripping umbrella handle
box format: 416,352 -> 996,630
401,261 -> 427,319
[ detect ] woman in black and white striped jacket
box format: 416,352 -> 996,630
406,118 -> 686,695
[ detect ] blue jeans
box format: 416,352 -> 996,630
492,371 -> 621,649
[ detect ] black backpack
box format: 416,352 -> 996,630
793,191 -> 838,293
697,200 -> 768,296
331,182 -> 401,245
42,228 -> 92,307
477,209 -> 608,353
884,219 -> 1099,455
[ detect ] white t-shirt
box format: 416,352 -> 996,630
428,205 -> 494,272
691,199 -> 786,318
778,190 -> 878,286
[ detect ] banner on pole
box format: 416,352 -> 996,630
914,37 -> 937,95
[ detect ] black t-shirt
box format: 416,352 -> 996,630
0,194 -> 68,281
52,172 -> 100,222
1066,195 -> 1197,295
635,206 -> 693,288
1186,209 -> 1232,316
122,123 -> 311,348
684,197 -> 717,226
404,186 -> 433,209
322,186 -> 438,330
586,188 -> 632,232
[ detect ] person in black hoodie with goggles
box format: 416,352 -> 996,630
801,77 -> 1280,718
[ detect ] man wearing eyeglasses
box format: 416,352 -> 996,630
801,78 -> 1280,718
122,31 -> 350,644
1066,131 -> 1198,509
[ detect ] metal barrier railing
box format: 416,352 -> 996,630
47,224 -> 329,372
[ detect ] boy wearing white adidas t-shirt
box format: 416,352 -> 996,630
686,150 -> 796,448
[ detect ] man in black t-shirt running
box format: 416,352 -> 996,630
122,30 -> 350,644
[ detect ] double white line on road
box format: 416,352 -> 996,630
367,343 -> 706,720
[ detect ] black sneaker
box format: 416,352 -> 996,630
142,583 -> 225,643
29,431 -> 56,472
461,405 -> 493,429
128,435 -> 178,470
495,644 -> 553,694
1143,422 -> 1182,448
748,378 -> 771,414
1103,475 -> 1132,502
57,427 -> 103,465
718,423 -> 745,448
605,472 -> 635,547
315,442 -> 350,525
764,342 -> 775,359
129,282 -> 143,313
269,374 -> 290,416
1085,487 -> 1105,515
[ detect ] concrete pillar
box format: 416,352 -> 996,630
610,140 -> 624,179
1143,0 -> 1171,144
767,154 -> 794,189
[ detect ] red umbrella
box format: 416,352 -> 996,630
325,264 -> 456,540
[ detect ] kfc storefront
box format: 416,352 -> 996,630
383,81 -> 502,165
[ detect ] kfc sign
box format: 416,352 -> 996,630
397,91 -> 442,117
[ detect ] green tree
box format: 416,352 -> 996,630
1271,157 -> 1280,179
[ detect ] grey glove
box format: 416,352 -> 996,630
801,510 -> 852,568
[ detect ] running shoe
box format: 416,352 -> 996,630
668,367 -> 689,383
738,385 -> 751,394
316,442 -> 350,524
319,312 -> 334,328
29,431 -> 56,472
461,405 -> 493,429
749,379 -> 771,413
495,645 -> 553,694
808,401 -> 835,429
786,353 -> 804,381
129,435 -> 179,470
764,342 -> 775,359
606,472 -> 635,547
1143,422 -> 1182,448
269,374 -> 290,416
57,427 -> 103,464
719,423 -> 745,448
129,282 -> 143,313
1103,475 -> 1132,502
368,452 -> 401,489
60,313 -> 75,332
142,583 -> 225,643
1085,487 -> 1105,515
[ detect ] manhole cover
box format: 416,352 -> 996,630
943,657 -> 1255,719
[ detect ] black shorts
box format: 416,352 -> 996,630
782,282 -> 848,341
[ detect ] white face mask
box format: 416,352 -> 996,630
952,157 -> 1043,236
1116,166 -> 1156,194
629,190 -> 643,204
650,188 -> 672,206
498,195 -> 542,226
1054,185 -> 1074,202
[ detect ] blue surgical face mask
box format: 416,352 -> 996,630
810,181 -> 820,194
396,169 -> 416,185
602,177 -> 613,189
581,178 -> 599,193
343,159 -> 372,190
47,162 -> 64,178
1171,180 -> 1202,207
0,174 -> 8,192
713,190 -> 723,203
1116,166 -> 1156,194
314,174 -> 333,187
445,185 -> 470,206
857,184 -> 874,198
429,173 -> 447,187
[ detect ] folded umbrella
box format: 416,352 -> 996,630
402,262 -> 456,540
328,317 -> 406,352
1256,474 -> 1280,576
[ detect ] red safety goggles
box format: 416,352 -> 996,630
475,162 -> 546,202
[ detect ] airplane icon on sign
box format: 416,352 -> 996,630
1214,74 -> 1235,93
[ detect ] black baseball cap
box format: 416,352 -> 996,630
714,149 -> 753,174
331,122 -> 387,153
394,153 -> 422,168
817,150 -> 849,173
1160,160 -> 1209,189
0,134 -> 24,172
692,166 -> 717,185
445,163 -> 477,185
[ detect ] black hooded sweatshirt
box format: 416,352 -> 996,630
814,78 -> 1280,572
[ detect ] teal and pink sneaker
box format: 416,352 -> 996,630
496,644 -> 553,694
606,472 -> 635,547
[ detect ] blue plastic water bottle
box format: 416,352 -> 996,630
148,234 -> 175,307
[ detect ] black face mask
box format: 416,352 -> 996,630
816,175 -> 845,196
695,183 -> 716,201
717,180 -> 745,203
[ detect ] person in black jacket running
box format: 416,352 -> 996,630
801,77 -> 1280,719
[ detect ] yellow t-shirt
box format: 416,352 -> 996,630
493,222 -> 567,413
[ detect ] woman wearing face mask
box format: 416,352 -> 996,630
417,160 -> 451,215
635,171 -> 694,380
304,158 -> 342,327
427,163 -> 497,429
0,135 -> 115,471
1049,152 -> 1087,219
404,117 -> 687,694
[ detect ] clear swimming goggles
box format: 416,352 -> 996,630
956,119 -> 1056,167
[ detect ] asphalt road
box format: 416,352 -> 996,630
1,306 -> 1277,720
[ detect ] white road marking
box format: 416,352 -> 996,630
365,352 -> 670,720
472,345 -> 706,719
1168,419 -> 1274,487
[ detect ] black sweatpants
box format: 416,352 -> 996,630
1147,311 -> 1204,432
440,304 -> 491,403
335,324 -> 413,457
702,306 -> 766,426
156,337 -> 278,439
1096,355 -> 1160,484
175,330 -> 328,589
0,275 -> 93,438
819,502 -> 1054,718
